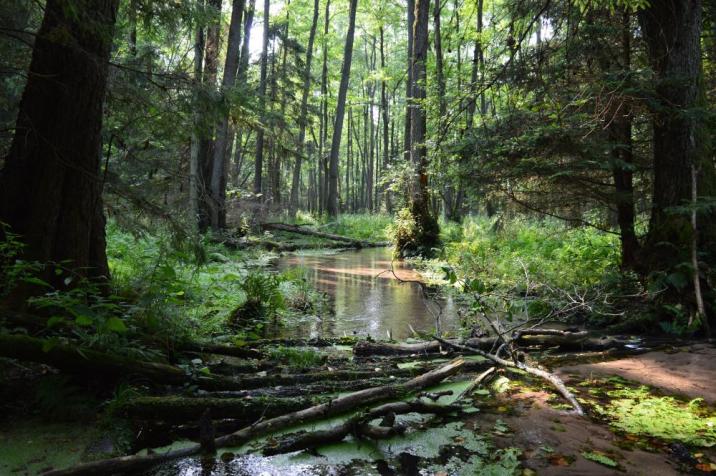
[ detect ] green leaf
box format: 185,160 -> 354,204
105,317 -> 128,333
22,277 -> 53,288
41,339 -> 57,353
46,316 -> 65,328
75,315 -> 93,326
581,451 -> 619,468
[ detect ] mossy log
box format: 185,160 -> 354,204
119,395 -> 325,423
219,359 -> 488,389
44,358 -> 465,476
181,341 -> 264,359
0,334 -> 244,390
353,331 -> 596,356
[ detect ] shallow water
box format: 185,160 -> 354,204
276,247 -> 458,340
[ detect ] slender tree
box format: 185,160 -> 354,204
232,0 -> 256,186
326,0 -> 359,217
289,0 -> 321,216
253,0 -> 270,196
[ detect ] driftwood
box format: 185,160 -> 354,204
43,358 -> 465,476
261,223 -> 390,248
434,337 -> 584,415
263,400 -> 459,456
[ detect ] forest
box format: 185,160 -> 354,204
1,0 -> 716,474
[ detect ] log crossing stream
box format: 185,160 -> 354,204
275,247 -> 459,340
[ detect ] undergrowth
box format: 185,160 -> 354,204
412,215 -> 641,330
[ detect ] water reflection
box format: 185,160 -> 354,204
276,248 -> 458,340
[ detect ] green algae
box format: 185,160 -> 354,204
0,419 -> 103,475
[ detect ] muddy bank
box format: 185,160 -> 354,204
558,343 -> 716,404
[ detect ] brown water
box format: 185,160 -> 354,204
276,247 -> 458,340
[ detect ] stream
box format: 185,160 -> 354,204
275,247 -> 459,340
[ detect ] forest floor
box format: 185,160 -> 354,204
2,215 -> 715,475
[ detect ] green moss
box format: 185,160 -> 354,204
599,386 -> 716,447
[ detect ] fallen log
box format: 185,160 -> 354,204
0,334 -> 243,391
434,337 -> 584,415
213,358 -> 488,389
119,395 -> 325,423
44,358 -> 465,476
181,341 -> 264,359
261,223 -> 390,248
353,331 -> 595,356
263,400 -> 459,456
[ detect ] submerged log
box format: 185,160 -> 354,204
44,358 -> 465,476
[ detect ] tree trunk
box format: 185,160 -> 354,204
401,0 -> 440,256
189,12 -> 205,230
638,0 -> 716,279
610,12 -> 639,270
209,0 -> 245,230
0,0 -> 118,298
197,0 -> 222,232
403,0 -> 415,163
253,0 -> 270,196
326,0 -> 358,217
232,0 -> 256,187
379,26 -> 392,212
289,0 -> 320,217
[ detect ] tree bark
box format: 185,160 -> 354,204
0,0 -> 118,298
326,0 -> 358,217
638,0 -> 716,278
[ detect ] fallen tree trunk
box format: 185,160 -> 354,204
212,358 -> 488,389
0,334 -> 243,391
119,395 -> 325,423
353,331 -> 596,356
44,358 -> 465,476
261,223 -> 390,248
263,400 -> 459,456
181,341 -> 264,359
